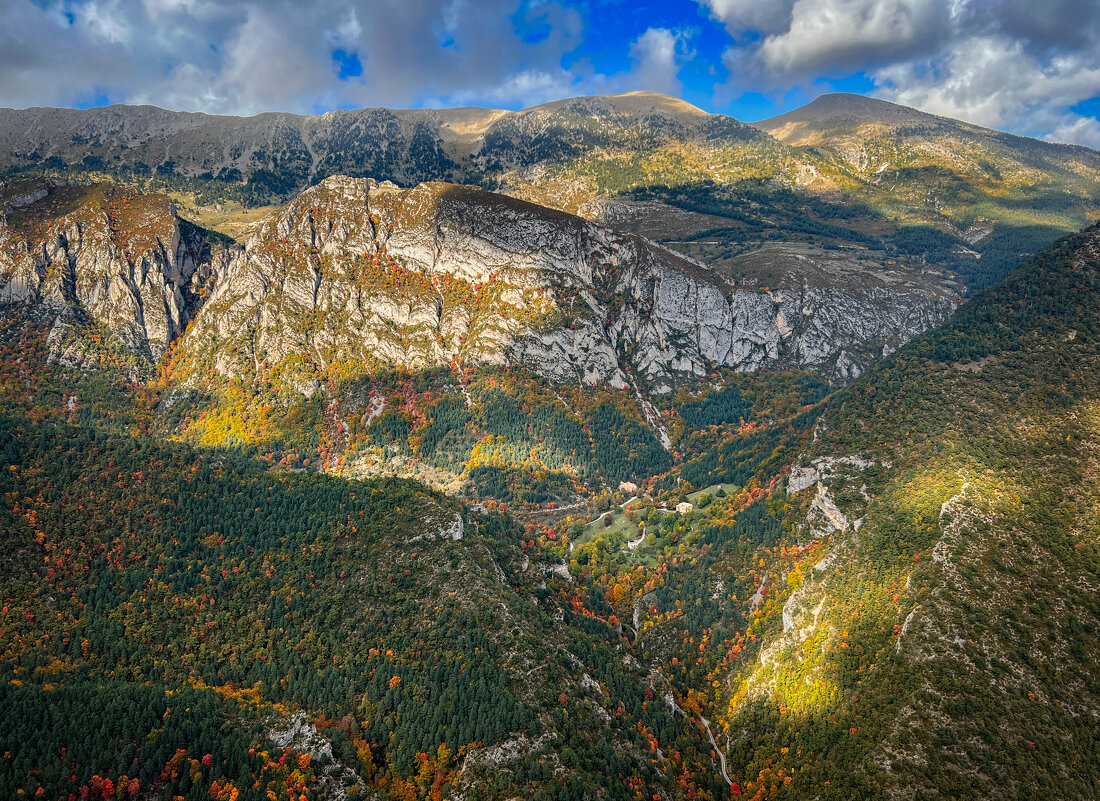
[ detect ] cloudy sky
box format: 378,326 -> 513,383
2,0 -> 1099,147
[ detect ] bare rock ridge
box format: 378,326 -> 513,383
0,178 -> 218,367
1,175 -> 956,387
164,176 -> 959,388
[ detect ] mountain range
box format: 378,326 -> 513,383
5,91 -> 1099,290
0,92 -> 1098,801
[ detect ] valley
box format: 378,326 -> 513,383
1,91 -> 1098,801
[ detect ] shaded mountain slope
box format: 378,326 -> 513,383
710,223 -> 1100,797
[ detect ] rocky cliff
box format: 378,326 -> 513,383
0,178 -> 218,369
174,175 -> 957,392
0,176 -> 957,389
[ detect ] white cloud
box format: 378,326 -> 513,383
0,0 -> 711,115
442,0 -> 465,33
873,36 -> 1100,133
0,0 -> 594,114
697,0 -> 796,35
699,0 -> 1100,144
706,0 -> 953,82
326,7 -> 363,49
80,0 -> 133,44
759,0 -> 949,76
143,0 -> 196,17
122,4 -> 333,115
627,28 -> 695,95
1045,116 -> 1100,149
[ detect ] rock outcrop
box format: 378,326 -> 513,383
0,178 -> 219,368
175,176 -> 956,391
2,176 -> 957,389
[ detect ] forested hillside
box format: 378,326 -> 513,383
3,221 -> 1095,800
0,403 -> 734,801
1,91 -> 1098,801
706,224 -> 1100,798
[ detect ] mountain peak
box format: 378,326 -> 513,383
791,92 -> 923,118
526,91 -> 709,118
752,92 -> 947,141
750,91 -> 1099,157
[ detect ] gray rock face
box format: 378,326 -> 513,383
178,176 -> 957,390
0,179 -> 218,368
2,176 -> 956,389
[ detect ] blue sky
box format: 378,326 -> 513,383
546,0 -> 875,122
1,0 -> 1098,147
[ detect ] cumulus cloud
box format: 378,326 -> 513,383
0,0 -> 593,114
699,0 -> 1100,143
698,0 -> 795,36
759,0 -> 949,76
706,0 -> 949,77
627,28 -> 695,96
0,0 -> 714,115
1045,116 -> 1100,149
81,1 -> 134,44
873,36 -> 1100,132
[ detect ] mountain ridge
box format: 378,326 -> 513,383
0,175 -> 956,388
754,91 -> 1100,153
0,91 -> 767,185
1,89 -> 1099,801
5,90 -> 1097,302
9,90 -> 1094,154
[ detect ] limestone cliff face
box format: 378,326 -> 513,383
608,266 -> 954,385
1,176 -> 956,388
176,176 -> 957,392
0,179 -> 217,368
